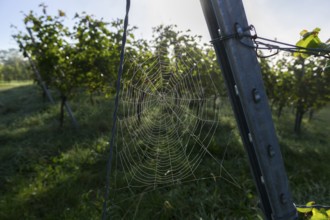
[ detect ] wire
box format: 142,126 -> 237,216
102,0 -> 130,219
211,25 -> 330,59
295,204 -> 330,209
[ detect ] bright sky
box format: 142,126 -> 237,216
0,0 -> 329,50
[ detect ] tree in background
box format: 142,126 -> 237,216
292,28 -> 330,133
13,5 -> 74,126
261,55 -> 330,133
12,4 -> 139,126
0,49 -> 32,81
291,56 -> 330,133
70,16 -> 133,100
150,25 -> 225,107
273,56 -> 295,118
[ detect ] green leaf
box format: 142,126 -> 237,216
58,10 -> 66,17
310,208 -> 328,220
297,201 -> 315,213
326,209 -> 330,217
294,28 -> 322,58
300,29 -> 308,37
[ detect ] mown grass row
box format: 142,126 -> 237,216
0,82 -> 329,219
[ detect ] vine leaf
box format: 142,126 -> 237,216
294,28 -> 322,58
326,210 -> 330,218
297,201 -> 330,219
297,201 -> 315,213
310,208 -> 328,220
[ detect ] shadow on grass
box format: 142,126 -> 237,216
1,157 -> 106,220
0,84 -> 114,207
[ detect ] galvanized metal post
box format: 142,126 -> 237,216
200,0 -> 297,219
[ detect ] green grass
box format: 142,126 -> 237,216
274,107 -> 330,206
0,82 -> 329,219
0,82 -> 112,219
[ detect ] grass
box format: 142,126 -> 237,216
274,107 -> 330,206
0,81 -> 329,219
0,82 -> 112,219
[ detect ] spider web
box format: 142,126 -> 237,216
108,40 -> 242,216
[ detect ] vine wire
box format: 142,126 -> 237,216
102,0 -> 130,219
211,25 -> 330,59
295,204 -> 330,210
